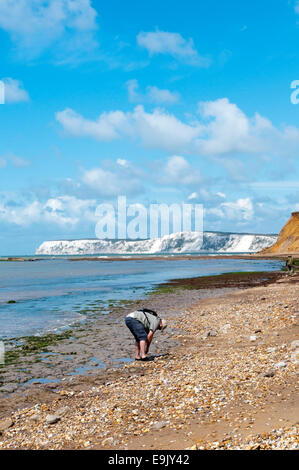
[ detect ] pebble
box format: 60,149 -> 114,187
28,414 -> 41,423
220,324 -> 231,334
46,414 -> 61,425
204,329 -> 218,338
102,437 -> 114,446
55,406 -> 70,417
275,362 -> 287,369
152,421 -> 167,430
0,419 -> 14,432
267,347 -> 276,353
263,370 -> 275,378
290,340 -> 299,350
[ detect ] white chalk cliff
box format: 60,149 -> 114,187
36,231 -> 277,255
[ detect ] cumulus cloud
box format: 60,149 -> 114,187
161,156 -> 202,186
80,160 -> 144,197
0,78 -> 29,103
127,79 -> 179,104
0,194 -> 97,227
56,107 -> 130,141
137,30 -> 211,67
0,0 -> 99,61
56,98 -> 299,158
195,98 -> 276,155
207,197 -> 254,222
56,104 -> 200,153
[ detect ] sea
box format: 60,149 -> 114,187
0,255 -> 283,340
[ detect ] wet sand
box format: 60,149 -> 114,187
0,253 -> 293,263
69,254 -> 290,261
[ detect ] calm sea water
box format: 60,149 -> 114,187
0,256 -> 283,339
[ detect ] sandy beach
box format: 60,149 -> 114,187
0,270 -> 298,450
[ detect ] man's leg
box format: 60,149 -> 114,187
135,341 -> 141,360
139,340 -> 147,359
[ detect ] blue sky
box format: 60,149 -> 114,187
1,0 -> 299,254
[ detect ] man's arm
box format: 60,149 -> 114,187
146,330 -> 154,353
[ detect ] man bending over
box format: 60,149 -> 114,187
125,309 -> 167,361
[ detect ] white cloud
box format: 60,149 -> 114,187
116,158 -> 129,167
0,195 -> 97,226
56,104 -> 201,153
1,78 -> 29,103
188,192 -> 198,200
295,1 -> 299,14
208,197 -> 254,222
147,86 -> 179,104
56,98 -> 299,157
81,162 -> 144,197
0,0 -> 99,61
195,98 -> 273,155
56,108 -> 130,141
161,156 -> 202,186
132,106 -> 200,152
127,79 -> 139,101
127,79 -> 179,104
137,30 -> 211,67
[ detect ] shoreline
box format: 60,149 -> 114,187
0,253 -> 297,262
0,271 -> 283,404
1,269 -> 298,449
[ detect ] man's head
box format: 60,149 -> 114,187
159,318 -> 167,331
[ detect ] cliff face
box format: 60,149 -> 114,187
36,231 -> 277,255
260,212 -> 299,254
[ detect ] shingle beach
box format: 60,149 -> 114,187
0,271 -> 298,450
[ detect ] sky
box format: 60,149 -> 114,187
1,0 -> 299,254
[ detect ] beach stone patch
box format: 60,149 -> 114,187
204,329 -> 218,338
290,350 -> 299,365
275,361 -> 287,369
55,406 -> 70,418
0,418 -> 14,432
290,340 -> 299,350
262,370 -> 275,378
102,437 -> 115,446
46,414 -> 61,425
28,414 -> 41,423
220,323 -> 231,334
152,421 -> 167,430
0,384 -> 17,394
0,273 -> 298,450
267,347 -> 276,353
